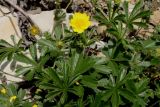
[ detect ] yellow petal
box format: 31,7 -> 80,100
69,12 -> 91,33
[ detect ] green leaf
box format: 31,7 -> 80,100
68,75 -> 82,87
98,78 -> 109,87
0,52 -> 9,64
141,39 -> 156,49
10,35 -> 16,45
123,1 -> 129,18
40,83 -> 58,90
125,80 -> 137,93
119,69 -> 127,82
119,88 -> 136,102
45,68 -> 63,88
46,91 -> 61,101
29,44 -> 37,60
135,78 -> 149,94
94,65 -> 111,74
14,53 -> 37,65
139,61 -> 151,67
38,39 -> 57,50
131,10 -> 151,22
107,28 -> 119,38
102,90 -> 113,101
39,55 -> 50,66
15,66 -> 33,76
114,14 -> 125,21
111,91 -> 120,107
73,54 -> 95,75
54,25 -> 62,40
23,102 -> 32,107
133,22 -> 148,28
25,70 -> 35,80
60,92 -> 67,104
18,88 -> 26,100
151,58 -> 160,65
70,86 -> 84,97
107,61 -> 118,76
0,40 -> 12,47
130,1 -> 142,19
81,75 -> 97,89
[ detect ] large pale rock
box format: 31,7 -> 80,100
0,14 -> 21,43
29,10 -> 55,32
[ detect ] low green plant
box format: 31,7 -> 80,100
0,0 -> 160,107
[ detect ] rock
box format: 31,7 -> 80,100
29,10 -> 55,32
0,61 -> 23,84
27,7 -> 42,14
0,5 -> 10,16
150,10 -> 160,26
0,14 -> 21,43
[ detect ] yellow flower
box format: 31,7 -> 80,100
29,25 -> 40,36
70,12 -> 91,33
32,104 -> 38,107
1,88 -> 6,94
9,96 -> 17,102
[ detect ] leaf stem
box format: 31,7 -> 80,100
65,0 -> 72,10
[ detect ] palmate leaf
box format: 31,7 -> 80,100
122,1 -> 150,31
89,94 -> 105,107
130,0 -> 143,18
0,39 -> 22,63
46,90 -> 61,101
102,90 -> 113,101
133,22 -> 148,28
14,53 -> 37,65
0,52 -> 10,63
94,8 -> 109,25
15,66 -> 33,76
69,52 -> 96,75
125,80 -> 137,93
44,68 -> 63,88
141,39 -> 157,49
123,1 -> 129,18
81,75 -> 98,89
38,54 -> 50,66
39,53 -> 96,104
18,88 -> 26,101
130,10 -> 151,22
69,86 -> 84,97
25,69 -> 35,80
38,39 -> 57,50
74,55 -> 95,74
0,39 -> 12,47
119,88 -> 136,102
68,53 -> 96,86
93,64 -> 111,74
111,91 -> 120,107
39,83 -> 59,90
